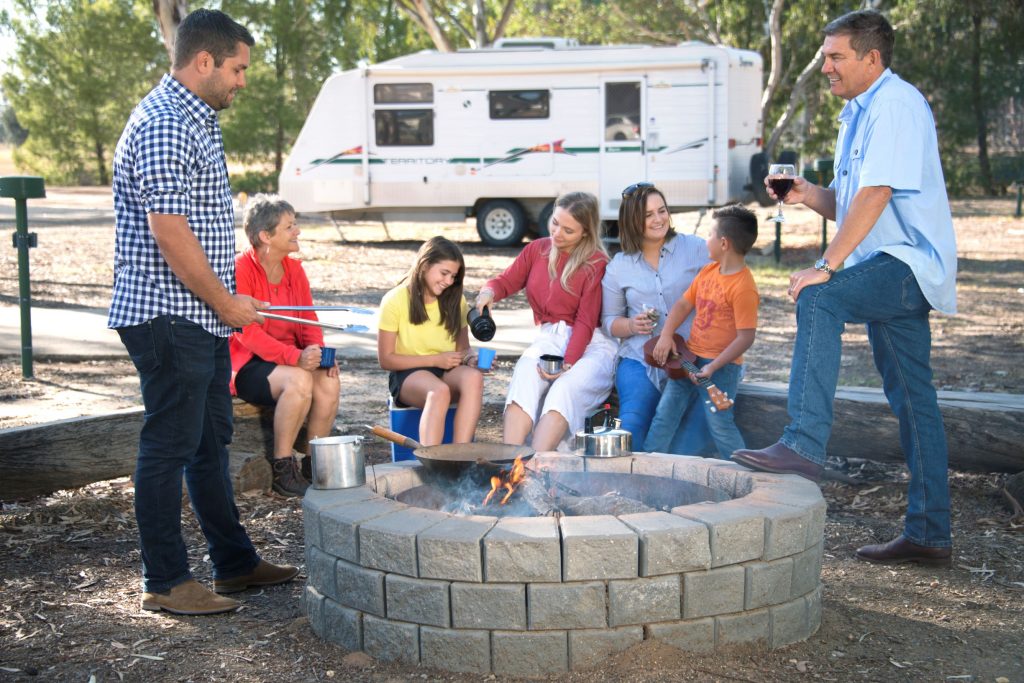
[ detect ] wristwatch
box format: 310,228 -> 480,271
813,257 -> 834,275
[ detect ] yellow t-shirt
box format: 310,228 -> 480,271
378,285 -> 467,356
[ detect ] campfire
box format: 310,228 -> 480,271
398,459 -> 729,518
482,456 -> 527,506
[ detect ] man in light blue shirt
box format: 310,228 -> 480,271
733,9 -> 956,567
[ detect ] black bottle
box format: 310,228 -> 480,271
468,305 -> 496,342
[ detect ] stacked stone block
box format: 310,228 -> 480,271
303,454 -> 825,676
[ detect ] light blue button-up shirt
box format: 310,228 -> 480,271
831,68 -> 957,314
601,233 -> 709,387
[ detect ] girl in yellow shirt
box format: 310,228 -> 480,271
378,237 -> 484,445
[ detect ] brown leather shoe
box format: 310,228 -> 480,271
732,441 -> 824,482
855,536 -> 952,567
141,579 -> 241,615
213,560 -> 300,594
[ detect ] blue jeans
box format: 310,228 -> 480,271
644,357 -> 744,459
616,357 -> 711,454
781,254 -> 950,547
118,315 -> 260,593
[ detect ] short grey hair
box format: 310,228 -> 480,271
242,194 -> 295,247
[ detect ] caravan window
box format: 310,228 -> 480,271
604,82 -> 641,141
374,83 -> 433,104
375,110 -> 434,146
489,90 -> 550,119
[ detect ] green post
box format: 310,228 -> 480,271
1016,183 -> 1022,219
1,176 -> 47,379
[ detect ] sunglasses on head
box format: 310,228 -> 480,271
621,182 -> 654,198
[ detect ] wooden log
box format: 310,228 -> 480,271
0,403 -> 279,501
734,382 -> 1024,473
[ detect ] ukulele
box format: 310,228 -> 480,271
642,334 -> 734,413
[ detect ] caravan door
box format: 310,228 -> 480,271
599,78 -> 647,221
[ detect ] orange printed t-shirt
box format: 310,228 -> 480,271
683,262 -> 759,364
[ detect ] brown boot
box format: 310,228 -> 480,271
141,579 -> 240,615
271,456 -> 309,497
213,560 -> 300,594
300,454 -> 312,481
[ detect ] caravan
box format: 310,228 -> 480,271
280,40 -> 767,246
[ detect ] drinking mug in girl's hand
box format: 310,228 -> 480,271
476,347 -> 496,371
319,346 -> 336,368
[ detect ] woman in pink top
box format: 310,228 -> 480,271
474,192 -> 618,451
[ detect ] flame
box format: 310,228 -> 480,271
482,456 -> 527,506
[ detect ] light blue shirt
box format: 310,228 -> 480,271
601,233 -> 709,387
831,68 -> 957,314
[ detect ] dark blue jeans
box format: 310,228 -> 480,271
780,254 -> 951,547
118,315 -> 259,593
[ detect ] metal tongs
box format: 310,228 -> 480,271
259,305 -> 374,331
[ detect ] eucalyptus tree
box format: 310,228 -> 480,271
1,0 -> 165,184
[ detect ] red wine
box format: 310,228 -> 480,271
769,178 -> 794,200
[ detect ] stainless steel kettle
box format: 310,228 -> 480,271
575,404 -> 632,457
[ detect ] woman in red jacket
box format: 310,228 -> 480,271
230,195 -> 340,497
474,192 -> 618,451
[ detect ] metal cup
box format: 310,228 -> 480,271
538,354 -> 564,374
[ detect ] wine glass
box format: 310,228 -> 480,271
767,163 -> 797,223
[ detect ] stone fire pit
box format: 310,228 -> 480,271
302,452 -> 825,676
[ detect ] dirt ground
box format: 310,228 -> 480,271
1,195 -> 1022,681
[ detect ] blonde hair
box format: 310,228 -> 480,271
546,192 -> 607,295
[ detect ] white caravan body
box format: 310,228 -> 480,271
280,41 -> 764,245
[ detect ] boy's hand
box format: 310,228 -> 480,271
690,363 -> 715,384
651,334 -> 676,366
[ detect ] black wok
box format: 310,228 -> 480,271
369,425 -> 534,476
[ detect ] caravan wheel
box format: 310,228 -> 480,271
477,200 -> 526,246
535,200 -> 555,237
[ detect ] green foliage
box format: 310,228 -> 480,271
229,167 -> 278,193
1,0 -> 165,185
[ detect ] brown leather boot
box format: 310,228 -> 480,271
141,579 -> 240,615
213,560 -> 300,594
271,456 -> 309,497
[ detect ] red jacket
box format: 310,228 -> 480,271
229,248 -> 323,394
485,238 -> 607,365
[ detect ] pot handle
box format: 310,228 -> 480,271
368,424 -> 422,450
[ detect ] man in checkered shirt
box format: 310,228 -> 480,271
108,9 -> 298,616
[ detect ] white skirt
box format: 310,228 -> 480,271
505,321 -> 619,452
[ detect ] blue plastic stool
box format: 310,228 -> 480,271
387,397 -> 457,461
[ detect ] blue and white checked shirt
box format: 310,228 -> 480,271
107,74 -> 237,337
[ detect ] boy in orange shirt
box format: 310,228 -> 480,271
644,204 -> 759,458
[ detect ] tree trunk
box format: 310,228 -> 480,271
152,0 -> 189,66
95,140 -> 108,185
764,50 -> 824,161
970,9 -> 995,194
760,0 -> 785,145
396,0 -> 456,52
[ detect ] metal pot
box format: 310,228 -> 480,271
575,421 -> 633,457
575,405 -> 632,457
309,435 -> 366,489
